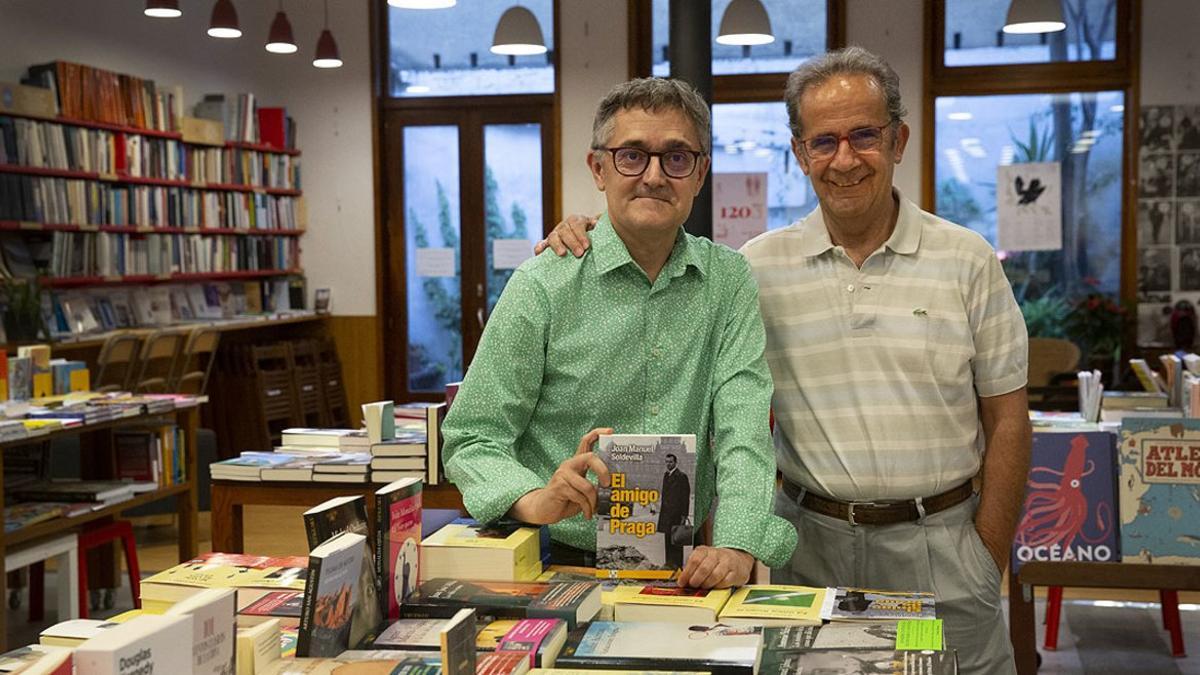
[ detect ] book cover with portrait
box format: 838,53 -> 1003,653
595,434 -> 696,580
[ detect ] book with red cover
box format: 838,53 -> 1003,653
257,107 -> 287,149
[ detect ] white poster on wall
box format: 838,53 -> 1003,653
996,162 -> 1062,252
492,239 -> 533,270
713,172 -> 768,250
414,247 -> 456,277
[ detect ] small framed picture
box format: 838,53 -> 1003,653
314,288 -> 331,314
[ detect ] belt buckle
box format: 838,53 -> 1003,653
846,500 -> 882,527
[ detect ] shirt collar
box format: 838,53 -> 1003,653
795,188 -> 922,258
591,212 -> 707,279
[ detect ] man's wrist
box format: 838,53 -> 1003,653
508,488 -> 544,524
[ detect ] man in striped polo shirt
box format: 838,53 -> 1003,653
540,47 -> 1030,675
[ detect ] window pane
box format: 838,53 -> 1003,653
405,125 -> 462,392
934,91 -> 1125,304
652,0 -> 827,76
484,123 -> 543,312
388,1 -> 554,97
712,102 -> 816,245
944,0 -> 1116,67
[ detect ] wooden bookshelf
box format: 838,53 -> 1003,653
41,268 -> 304,289
0,164 -> 302,197
0,221 -> 304,237
0,401 -> 201,651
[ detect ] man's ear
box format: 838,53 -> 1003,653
587,150 -> 606,191
892,122 -> 911,165
791,137 -> 811,176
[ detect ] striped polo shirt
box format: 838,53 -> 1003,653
740,191 -> 1028,501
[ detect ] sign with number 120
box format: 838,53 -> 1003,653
713,172 -> 768,250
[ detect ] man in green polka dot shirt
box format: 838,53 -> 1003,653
442,78 -> 797,589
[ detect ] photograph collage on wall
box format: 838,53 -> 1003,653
1137,104 -> 1200,346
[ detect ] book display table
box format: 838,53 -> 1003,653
1009,561 -> 1200,674
0,400 -> 201,650
210,480 -> 464,553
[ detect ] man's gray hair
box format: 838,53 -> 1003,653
784,46 -> 907,139
591,77 -> 711,155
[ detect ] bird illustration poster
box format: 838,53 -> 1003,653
996,162 -> 1062,252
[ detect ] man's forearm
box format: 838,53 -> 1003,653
975,390 -> 1033,570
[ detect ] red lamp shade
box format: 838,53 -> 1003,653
313,29 -> 343,68
208,0 -> 241,39
144,0 -> 182,18
266,11 -> 298,53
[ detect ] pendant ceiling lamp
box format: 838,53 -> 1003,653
266,1 -> 298,54
207,0 -> 241,39
144,0 -> 182,18
313,0 -> 343,68
388,0 -> 456,7
1003,0 -> 1066,34
716,0 -> 775,46
491,6 -> 547,56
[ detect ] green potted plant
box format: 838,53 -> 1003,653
1,278 -> 47,343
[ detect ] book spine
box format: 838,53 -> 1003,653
374,491 -> 390,619
302,512 -> 322,551
296,554 -> 321,657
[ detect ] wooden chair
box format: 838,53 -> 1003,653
251,343 -> 302,447
288,339 -> 327,427
171,327 -> 221,395
316,337 -> 350,428
92,332 -> 144,393
131,330 -> 187,394
1027,337 -> 1082,411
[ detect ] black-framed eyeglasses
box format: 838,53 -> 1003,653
597,146 -> 706,179
799,123 -> 893,160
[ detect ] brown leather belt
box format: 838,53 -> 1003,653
782,479 -> 974,526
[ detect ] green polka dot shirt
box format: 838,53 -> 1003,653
442,213 -> 797,568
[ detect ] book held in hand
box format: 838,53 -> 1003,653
596,434 -> 696,580
297,531 -> 366,657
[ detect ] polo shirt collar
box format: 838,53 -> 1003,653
591,212 -> 706,279
795,188 -> 922,257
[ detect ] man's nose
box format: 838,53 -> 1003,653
828,138 -> 859,171
641,155 -> 669,186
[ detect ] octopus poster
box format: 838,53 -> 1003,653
1011,431 -> 1119,572
1119,418 -> 1200,565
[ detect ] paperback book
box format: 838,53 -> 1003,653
556,621 -> 762,675
718,584 -> 832,626
825,588 -> 937,622
612,585 -> 731,624
595,434 -> 696,579
0,644 -> 72,675
297,531 -> 366,657
403,578 -> 601,630
163,587 -> 238,675
420,521 -> 541,582
1012,430 -> 1119,571
495,618 -> 569,668
440,608 -> 478,675
238,590 -> 303,628
1119,417 -> 1200,564
757,648 -> 957,675
375,477 -> 422,619
73,614 -> 193,675
302,495 -> 383,647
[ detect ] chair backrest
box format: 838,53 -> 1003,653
1028,337 -> 1082,388
171,327 -> 221,395
132,330 -> 187,393
94,332 -> 145,392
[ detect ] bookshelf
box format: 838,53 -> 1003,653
0,400 -> 202,651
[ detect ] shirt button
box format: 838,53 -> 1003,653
650,404 -> 660,416
651,347 -> 662,358
847,284 -> 855,292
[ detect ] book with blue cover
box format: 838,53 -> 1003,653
1012,430 -> 1119,571
1119,417 -> 1200,564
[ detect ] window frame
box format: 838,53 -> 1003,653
371,0 -> 561,403
921,0 -> 1140,312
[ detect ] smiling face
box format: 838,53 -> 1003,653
588,106 -> 710,239
791,73 -> 909,230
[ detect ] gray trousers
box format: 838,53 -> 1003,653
773,489 -> 1016,675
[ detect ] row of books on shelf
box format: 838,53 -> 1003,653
0,344 -> 88,402
39,278 -> 308,338
19,62 -> 297,152
22,61 -> 184,134
1,115 -> 301,188
6,478 -> 952,674
38,230 -> 300,278
0,173 -> 301,229
211,402 -> 446,485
